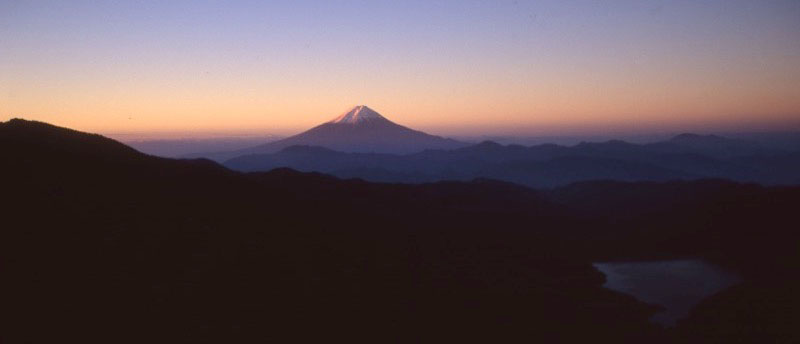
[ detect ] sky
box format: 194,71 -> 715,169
1,0 -> 799,138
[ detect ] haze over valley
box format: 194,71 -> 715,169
162,105 -> 800,188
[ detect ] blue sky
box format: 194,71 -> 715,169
2,0 -> 799,136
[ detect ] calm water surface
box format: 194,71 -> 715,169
593,259 -> 740,326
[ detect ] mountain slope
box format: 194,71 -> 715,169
3,118 -> 799,343
188,105 -> 467,161
0,118 -> 661,343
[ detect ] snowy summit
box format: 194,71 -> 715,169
329,105 -> 385,124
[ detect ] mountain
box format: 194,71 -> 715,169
3,118 -> 799,343
224,133 -> 800,187
0,118 -> 658,342
187,105 -> 467,161
662,133 -> 770,158
225,145 -> 696,187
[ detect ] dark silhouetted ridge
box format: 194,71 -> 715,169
1,118 -> 144,159
3,119 -> 799,343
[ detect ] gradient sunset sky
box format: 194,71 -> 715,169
1,0 -> 799,138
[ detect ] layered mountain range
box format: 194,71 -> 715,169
225,133 -> 800,188
174,106 -> 800,189
174,106 -> 800,188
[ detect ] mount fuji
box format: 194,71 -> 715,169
189,105 -> 467,161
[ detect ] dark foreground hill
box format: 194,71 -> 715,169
2,118 -> 798,343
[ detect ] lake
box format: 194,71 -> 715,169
593,259 -> 741,326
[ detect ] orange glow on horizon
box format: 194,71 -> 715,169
2,1 -> 799,139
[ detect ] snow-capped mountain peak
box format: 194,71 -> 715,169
329,105 -> 385,124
